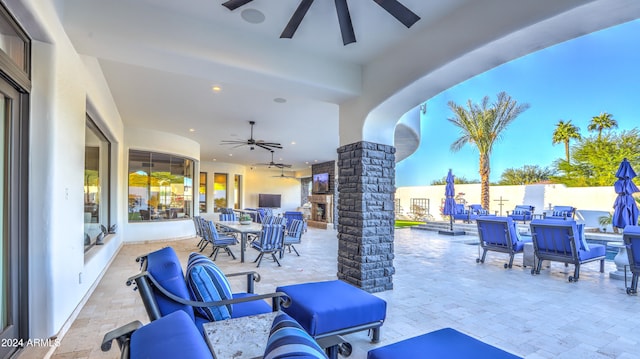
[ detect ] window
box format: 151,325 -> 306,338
84,117 -> 111,251
128,150 -> 194,221
213,173 -> 227,212
233,174 -> 242,209
199,172 -> 207,213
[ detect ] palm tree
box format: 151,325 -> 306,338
588,112 -> 617,140
448,91 -> 530,210
552,120 -> 581,162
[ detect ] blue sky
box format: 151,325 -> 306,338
396,19 -> 640,187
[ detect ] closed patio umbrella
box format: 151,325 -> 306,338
612,158 -> 639,229
439,169 -> 465,236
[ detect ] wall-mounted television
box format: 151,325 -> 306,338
258,193 -> 281,208
313,173 -> 329,194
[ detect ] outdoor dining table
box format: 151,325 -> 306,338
215,220 -> 262,263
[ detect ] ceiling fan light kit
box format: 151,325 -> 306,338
222,0 -> 420,45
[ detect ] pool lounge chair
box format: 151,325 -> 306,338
468,204 -> 494,222
529,219 -> 605,282
476,216 -> 531,268
543,205 -> 576,220
507,205 -> 535,223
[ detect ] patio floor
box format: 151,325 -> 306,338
35,226 -> 640,358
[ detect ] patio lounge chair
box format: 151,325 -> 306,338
623,225 -> 640,295
507,205 -> 535,223
529,219 -> 605,282
126,246 -> 289,333
451,203 -> 470,223
476,216 -> 531,268
468,204 -> 494,222
543,205 -> 576,220
101,310 -> 213,359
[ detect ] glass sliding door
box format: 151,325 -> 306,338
0,71 -> 28,359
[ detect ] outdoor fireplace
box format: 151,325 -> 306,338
307,194 -> 333,229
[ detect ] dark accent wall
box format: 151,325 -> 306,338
336,141 -> 396,293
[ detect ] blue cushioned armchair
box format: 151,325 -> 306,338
476,216 -> 531,268
529,219 -> 605,282
623,225 -> 640,295
127,247 -> 289,333
507,205 -> 535,223
543,205 -> 576,220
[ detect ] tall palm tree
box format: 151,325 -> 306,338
588,112 -> 617,140
552,120 -> 581,162
448,91 -> 530,210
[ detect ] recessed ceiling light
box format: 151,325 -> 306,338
291,141 -> 296,145
228,153 -> 233,156
212,85 -> 222,93
189,128 -> 195,132
241,8 -> 265,24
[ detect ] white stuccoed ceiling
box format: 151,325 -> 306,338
59,0 -> 640,171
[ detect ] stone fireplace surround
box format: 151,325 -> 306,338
307,194 -> 333,229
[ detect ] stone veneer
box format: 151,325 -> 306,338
336,141 -> 395,293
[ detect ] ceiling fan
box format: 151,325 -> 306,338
253,150 -> 292,169
272,167 -> 297,179
221,0 -> 421,45
220,121 -> 282,151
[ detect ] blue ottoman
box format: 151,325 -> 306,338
276,280 -> 387,341
367,328 -> 521,359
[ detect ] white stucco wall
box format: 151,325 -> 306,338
244,168 -> 302,213
396,183 -> 619,221
24,1 -> 127,339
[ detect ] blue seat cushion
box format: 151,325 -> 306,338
130,311 -> 213,359
230,292 -> 272,318
146,247 -> 195,321
578,243 -> 606,261
186,253 -> 233,321
263,312 -> 328,359
276,280 -> 386,337
367,328 -> 521,359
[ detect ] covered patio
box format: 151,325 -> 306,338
48,227 -> 638,359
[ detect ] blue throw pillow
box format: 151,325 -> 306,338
186,253 -> 233,321
263,312 -> 328,359
576,223 -> 590,251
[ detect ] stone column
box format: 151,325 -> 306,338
336,141 -> 395,293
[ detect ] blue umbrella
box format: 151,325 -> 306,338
612,158 -> 639,229
443,169 -> 457,232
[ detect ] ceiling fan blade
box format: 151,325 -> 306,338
255,143 -> 279,151
372,0 -> 420,28
220,140 -> 248,145
222,0 -> 254,11
281,0 -> 315,39
334,0 -> 356,45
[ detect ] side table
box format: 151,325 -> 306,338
203,311 -> 277,359
607,242 -> 631,280
523,242 -> 550,268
